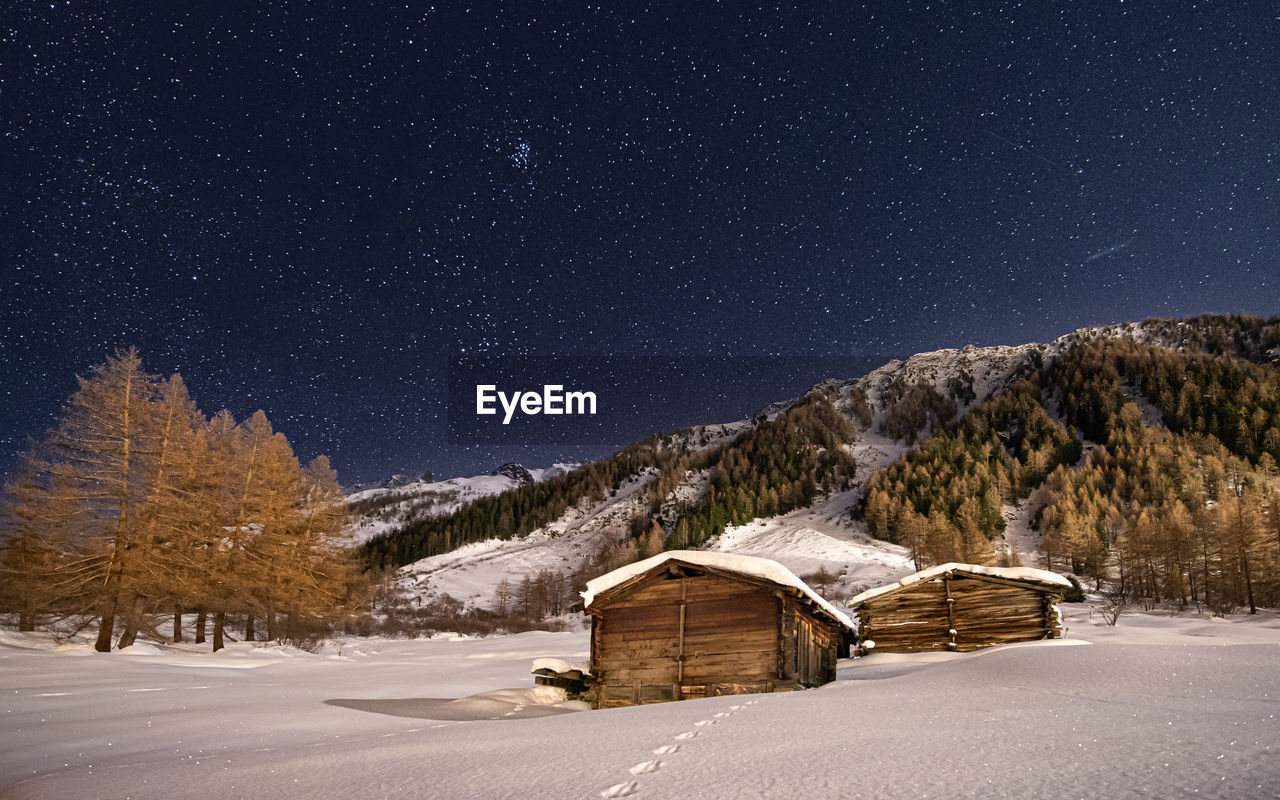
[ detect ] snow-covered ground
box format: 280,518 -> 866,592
3,605 -> 1278,799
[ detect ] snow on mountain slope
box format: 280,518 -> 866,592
706,429 -> 915,596
846,319 -> 1177,423
371,319 -> 1184,607
397,470 -> 655,607
708,518 -> 914,597
344,463 -> 579,544
854,341 -> 1044,414
391,428 -> 918,610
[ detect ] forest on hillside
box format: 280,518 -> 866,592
361,390 -> 857,568
361,314 -> 1280,621
856,324 -> 1280,614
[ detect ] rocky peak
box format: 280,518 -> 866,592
492,461 -> 535,486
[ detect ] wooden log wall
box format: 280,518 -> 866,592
857,575 -> 1063,653
592,573 -> 782,708
792,604 -> 839,686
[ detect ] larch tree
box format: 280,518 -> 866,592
1,351 -> 363,650
114,373 -> 205,648
43,349 -> 161,652
0,452 -> 86,630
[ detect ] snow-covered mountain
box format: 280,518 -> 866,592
359,316 -> 1274,611
360,340 -> 1068,608
346,472 -> 435,494
344,462 -> 579,544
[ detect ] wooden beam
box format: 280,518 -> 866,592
677,577 -> 686,683
945,574 -> 956,650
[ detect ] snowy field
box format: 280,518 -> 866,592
2,607 -> 1278,800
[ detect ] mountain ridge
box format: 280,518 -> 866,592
355,313 -> 1280,618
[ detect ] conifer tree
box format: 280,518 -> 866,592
0,453 -> 85,630
40,349 -> 161,651
1,351 -> 362,649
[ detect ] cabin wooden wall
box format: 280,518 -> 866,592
793,603 -> 839,685
778,595 -> 840,686
856,575 -> 1061,653
591,573 -> 782,708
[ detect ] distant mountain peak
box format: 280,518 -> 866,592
347,470 -> 433,493
492,462 -> 535,486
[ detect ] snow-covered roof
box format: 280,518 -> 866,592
582,550 -> 856,631
848,562 -> 1071,608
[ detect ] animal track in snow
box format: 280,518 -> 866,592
602,700 -> 754,797
600,780 -> 638,798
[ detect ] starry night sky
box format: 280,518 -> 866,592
2,2 -> 1278,484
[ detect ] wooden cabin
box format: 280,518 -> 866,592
582,551 -> 856,709
848,563 -> 1069,654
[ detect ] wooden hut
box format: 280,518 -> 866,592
582,551 -> 856,709
848,563 -> 1069,654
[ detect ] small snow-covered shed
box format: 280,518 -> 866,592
582,551 -> 855,708
848,563 -> 1070,654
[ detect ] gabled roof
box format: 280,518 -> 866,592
848,562 -> 1071,608
583,550 -> 856,632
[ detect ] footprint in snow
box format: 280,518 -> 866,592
652,744 -> 679,755
629,760 -> 661,775
693,719 -> 715,727
714,711 -> 731,718
673,731 -> 699,740
601,780 -> 638,798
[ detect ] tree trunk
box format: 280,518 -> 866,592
1201,537 -> 1210,610
213,611 -> 225,652
266,605 -> 277,641
1241,546 -> 1257,614
94,588 -> 119,652
116,594 -> 139,649
245,614 -> 255,642
116,621 -> 138,649
173,609 -> 183,642
195,610 -> 207,644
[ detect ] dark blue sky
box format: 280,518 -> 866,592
2,2 -> 1278,483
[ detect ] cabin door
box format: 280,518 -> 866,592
796,616 -> 815,684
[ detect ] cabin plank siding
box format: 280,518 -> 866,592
585,557 -> 852,707
851,568 -> 1066,654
